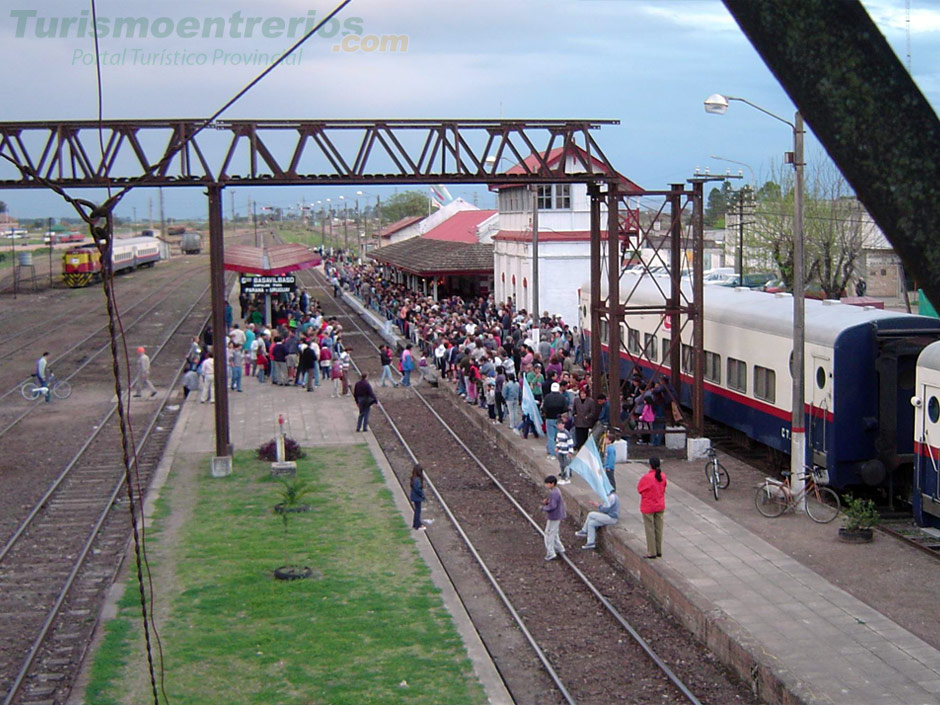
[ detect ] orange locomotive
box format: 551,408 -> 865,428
62,236 -> 163,288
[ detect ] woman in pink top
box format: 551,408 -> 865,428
636,457 -> 667,559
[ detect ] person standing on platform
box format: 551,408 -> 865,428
554,418 -> 574,483
572,387 -> 598,450
134,346 -> 157,398
228,342 -> 243,392
199,351 -> 214,403
540,475 -> 566,561
410,464 -> 427,531
353,372 -> 377,432
637,457 -> 667,559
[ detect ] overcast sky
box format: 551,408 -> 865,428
1,0 -> 937,221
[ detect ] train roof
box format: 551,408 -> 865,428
595,273 -> 940,346
918,340 -> 940,370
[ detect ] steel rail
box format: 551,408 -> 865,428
0,265 -> 204,405
306,263 -> 703,705
0,278 -> 212,563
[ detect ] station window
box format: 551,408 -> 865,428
661,337 -> 670,363
704,351 -> 721,384
554,184 -> 571,210
727,357 -> 747,393
681,344 -> 693,374
537,185 -> 553,210
754,365 -> 776,403
644,333 -> 658,361
627,328 -> 641,355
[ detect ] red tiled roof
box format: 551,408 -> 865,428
378,215 -> 424,239
491,145 -> 641,191
423,210 -> 497,243
224,243 -> 321,275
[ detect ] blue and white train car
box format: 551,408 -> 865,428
912,341 -> 940,529
580,273 -> 940,494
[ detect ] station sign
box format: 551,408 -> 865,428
240,275 -> 296,294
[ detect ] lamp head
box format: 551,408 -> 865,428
704,93 -> 730,115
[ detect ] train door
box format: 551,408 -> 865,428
914,383 -> 940,525
810,353 -> 832,469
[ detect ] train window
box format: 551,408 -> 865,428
705,351 -> 721,383
661,337 -> 670,363
727,357 -> 747,393
754,365 -> 776,403
816,366 -> 826,389
600,320 -> 609,345
627,328 -> 640,355
681,344 -> 693,374
644,334 -> 658,361
930,397 -> 940,424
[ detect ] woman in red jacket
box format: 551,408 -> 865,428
637,456 -> 667,559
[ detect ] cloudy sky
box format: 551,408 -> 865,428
1,0 -> 937,220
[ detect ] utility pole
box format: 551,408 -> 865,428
531,185 -> 540,327
343,202 -> 348,252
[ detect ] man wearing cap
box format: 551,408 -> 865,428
134,346 -> 157,398
542,382 -> 569,460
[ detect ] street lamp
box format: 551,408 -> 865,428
357,190 -> 382,254
705,93 -> 807,499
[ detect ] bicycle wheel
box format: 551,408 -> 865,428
805,486 -> 841,523
755,483 -> 788,517
21,381 -> 40,401
715,463 -> 730,490
53,380 -> 72,399
711,469 -> 720,500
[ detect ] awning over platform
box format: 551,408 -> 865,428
223,243 -> 321,275
368,238 -> 493,277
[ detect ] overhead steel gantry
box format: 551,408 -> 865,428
3,118 -> 704,459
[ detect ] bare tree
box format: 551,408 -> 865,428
740,158 -> 877,297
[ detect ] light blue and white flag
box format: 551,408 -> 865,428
569,435 -> 613,501
521,375 -> 543,438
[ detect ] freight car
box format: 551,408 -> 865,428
180,231 -> 202,254
62,236 -> 163,288
580,273 -> 940,499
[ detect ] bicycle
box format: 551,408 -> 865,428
704,446 -> 730,500
754,467 -> 841,523
21,373 -> 72,401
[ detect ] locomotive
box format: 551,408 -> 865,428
580,272 -> 940,501
62,236 -> 163,288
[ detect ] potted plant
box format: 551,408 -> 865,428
838,494 -> 880,543
273,478 -> 314,580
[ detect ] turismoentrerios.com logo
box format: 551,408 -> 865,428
11,9 -> 361,40
9,9 -> 409,56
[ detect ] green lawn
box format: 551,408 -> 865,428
85,445 -> 486,705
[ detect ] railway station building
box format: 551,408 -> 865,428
491,147 -> 640,326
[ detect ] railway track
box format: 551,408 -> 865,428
298,267 -> 756,704
0,269 -> 226,705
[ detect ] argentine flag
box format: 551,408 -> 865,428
569,435 -> 613,501
521,375 -> 543,438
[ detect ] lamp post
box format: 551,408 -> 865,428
705,93 -> 806,499
338,195 -> 348,252
325,198 -> 332,251
357,190 -> 381,253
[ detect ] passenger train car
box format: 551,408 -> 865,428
580,273 -> 940,499
62,236 -> 163,288
912,341 -> 940,529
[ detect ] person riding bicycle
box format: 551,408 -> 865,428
35,351 -> 51,402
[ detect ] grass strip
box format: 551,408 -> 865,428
86,445 -> 486,705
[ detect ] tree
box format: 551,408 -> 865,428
381,191 -> 430,223
704,181 -> 735,228
0,201 -> 6,214
745,161 -> 876,298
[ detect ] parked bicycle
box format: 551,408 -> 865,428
754,467 -> 841,523
21,372 -> 72,401
704,447 -> 730,500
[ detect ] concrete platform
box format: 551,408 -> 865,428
450,390 -> 940,705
